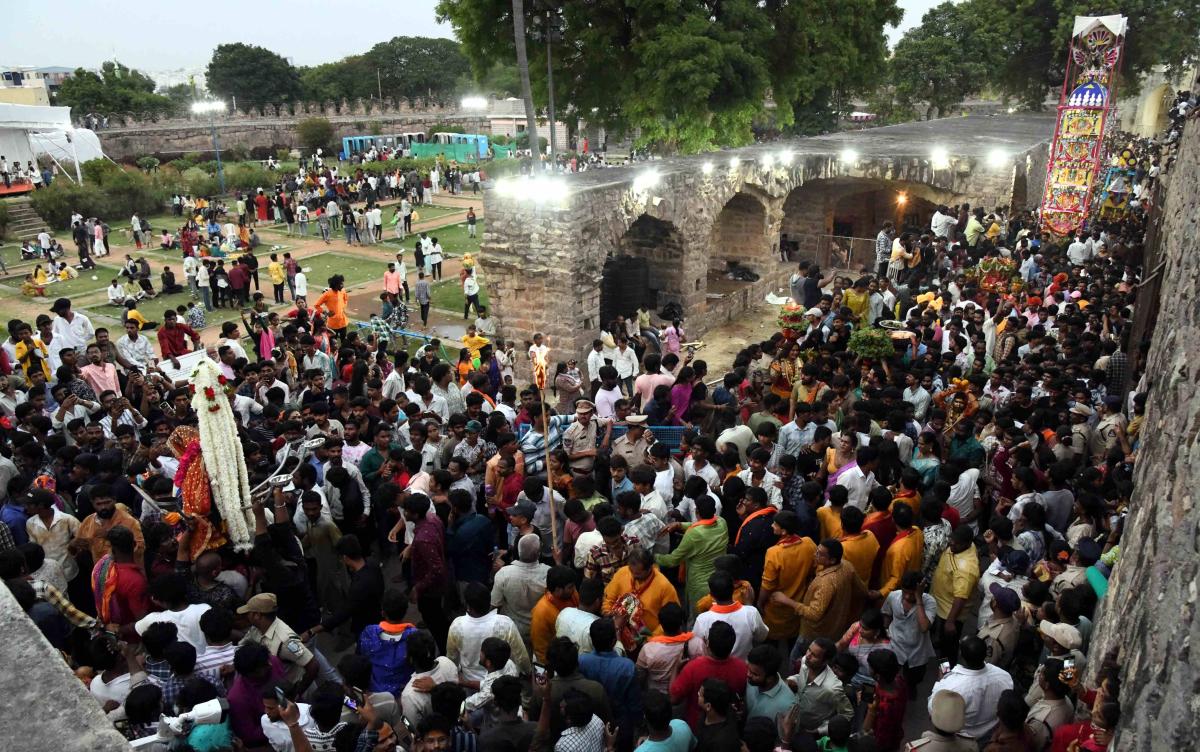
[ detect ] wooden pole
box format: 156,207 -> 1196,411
538,380 -> 559,556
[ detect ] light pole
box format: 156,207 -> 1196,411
191,100 -> 227,194
460,96 -> 489,162
532,3 -> 562,168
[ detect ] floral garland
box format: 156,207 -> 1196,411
189,359 -> 255,551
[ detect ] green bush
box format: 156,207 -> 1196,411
169,157 -> 195,171
194,160 -> 221,175
31,182 -> 109,229
185,151 -> 205,163
30,168 -> 166,230
223,145 -> 249,162
347,157 -> 438,177
224,164 -> 275,192
81,159 -> 125,186
136,156 -> 161,172
297,117 -> 335,152
276,148 -> 292,161
181,167 -> 220,198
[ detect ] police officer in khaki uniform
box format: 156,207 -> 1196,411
978,584 -> 1021,669
905,690 -> 976,751
610,414 -> 654,470
561,400 -> 610,476
1090,395 -> 1127,461
1068,403 -> 1094,458
237,593 -> 318,689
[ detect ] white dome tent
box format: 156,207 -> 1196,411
0,103 -> 99,184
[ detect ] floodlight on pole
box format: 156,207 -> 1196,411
701,161 -> 714,176
987,148 -> 1009,169
729,156 -> 741,169
760,153 -> 774,169
778,150 -> 794,166
460,96 -> 488,110
930,147 -> 950,170
191,100 -> 227,194
840,148 -> 859,165
632,169 -> 661,194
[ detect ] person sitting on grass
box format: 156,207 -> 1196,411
21,274 -> 45,297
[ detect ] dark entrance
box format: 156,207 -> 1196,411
599,255 -> 650,326
601,214 -> 687,326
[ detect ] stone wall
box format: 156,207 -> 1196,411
480,115 -> 1052,362
98,111 -> 478,161
1088,117 -> 1200,750
0,584 -> 130,752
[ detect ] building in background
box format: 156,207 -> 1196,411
1,66 -> 74,96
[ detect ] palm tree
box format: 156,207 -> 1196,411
512,0 -> 540,165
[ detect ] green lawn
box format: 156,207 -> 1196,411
428,277 -> 490,314
380,220 -> 483,259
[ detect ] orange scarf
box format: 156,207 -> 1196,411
691,517 -> 718,528
893,527 -> 916,542
777,534 -> 804,547
647,632 -> 693,644
379,621 -> 415,634
709,602 -> 743,614
735,507 -> 777,545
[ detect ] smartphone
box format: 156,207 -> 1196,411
939,661 -> 951,677
343,696 -> 358,711
533,662 -> 548,684
1063,659 -> 1075,672
158,402 -> 172,413
274,686 -> 289,709
347,686 -> 365,708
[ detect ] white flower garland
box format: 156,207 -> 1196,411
190,359 -> 255,550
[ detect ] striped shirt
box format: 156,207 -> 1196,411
519,414 -> 574,475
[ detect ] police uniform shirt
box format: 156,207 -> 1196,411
904,731 -> 977,751
611,433 -> 651,470
977,615 -> 1019,669
243,616 -> 314,685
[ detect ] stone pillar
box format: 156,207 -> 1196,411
0,585 -> 131,752
1088,117 -> 1200,750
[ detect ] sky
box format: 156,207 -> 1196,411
3,0 -> 940,73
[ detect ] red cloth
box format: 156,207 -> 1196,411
157,324 -> 199,359
864,511 -> 898,588
109,561 -> 150,625
670,655 -> 747,730
254,194 -> 269,221
869,678 -> 909,751
226,264 -> 248,290
410,515 -> 448,597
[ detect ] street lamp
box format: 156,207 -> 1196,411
191,100 -> 227,194
532,3 -> 563,165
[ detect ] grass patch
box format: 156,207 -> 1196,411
381,220 -> 483,260
428,277 -> 490,314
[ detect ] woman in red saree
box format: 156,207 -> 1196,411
254,190 -> 270,222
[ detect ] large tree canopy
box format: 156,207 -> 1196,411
206,43 -> 303,108
436,0 -> 902,152
56,61 -> 174,118
890,0 -> 1200,109
365,36 -> 471,105
889,2 -> 1005,118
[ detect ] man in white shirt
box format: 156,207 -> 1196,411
690,571 -> 769,659
134,574 -> 213,653
107,281 -> 127,306
50,299 -> 95,355
1066,233 -> 1091,266
593,366 -> 623,419
447,584 -> 531,683
903,372 -> 932,421
835,447 -> 880,510
928,636 -> 1013,739
116,320 -> 157,374
293,270 -> 308,300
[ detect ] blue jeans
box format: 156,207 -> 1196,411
200,286 -> 212,311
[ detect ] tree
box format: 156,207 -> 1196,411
299,57 -> 376,102
297,118 -> 335,152
510,0 -> 540,158
206,43 -> 302,108
158,82 -> 201,115
363,37 -> 471,105
56,61 -> 173,118
436,0 -> 901,153
889,2 -> 1004,118
456,61 -> 522,99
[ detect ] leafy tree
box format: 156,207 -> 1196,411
297,118 -> 335,152
299,57 -> 376,102
158,82 -> 201,115
456,61 -> 522,99
363,37 -> 471,105
889,2 -> 1004,118
56,61 -> 173,118
206,43 -> 302,108
436,0 -> 901,153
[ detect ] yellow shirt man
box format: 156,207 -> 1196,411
877,526 -> 924,597
931,544 -> 981,620
268,261 -> 286,286
760,535 -> 815,640
603,564 -> 679,634
840,530 -> 879,584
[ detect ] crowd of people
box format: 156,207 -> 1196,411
0,119 -> 1172,752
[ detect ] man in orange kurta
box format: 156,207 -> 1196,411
838,508 -> 880,583
873,503 -> 925,598
312,275 -> 350,336
603,554 -> 679,634
757,510 -> 816,641
529,566 -> 578,663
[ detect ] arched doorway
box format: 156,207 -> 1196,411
710,191 -> 771,276
600,215 -> 686,326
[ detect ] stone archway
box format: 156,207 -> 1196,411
710,191 -> 772,275
599,214 -> 687,326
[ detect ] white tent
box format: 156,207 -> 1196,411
0,103 -> 88,183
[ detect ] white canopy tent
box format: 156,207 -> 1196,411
0,103 -> 88,183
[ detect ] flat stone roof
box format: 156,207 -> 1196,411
556,113 -> 1056,191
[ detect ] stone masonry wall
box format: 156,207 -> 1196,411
1087,117 -> 1200,750
99,113 -> 478,160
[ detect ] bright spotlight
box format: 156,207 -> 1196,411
778,150 -> 794,166
840,148 -> 859,164
701,161 -> 714,175
632,169 -> 661,194
930,147 -> 950,170
1006,107 -> 1016,114
460,96 -> 488,110
987,148 -> 1009,169
896,192 -> 908,205
760,153 -> 774,168
729,156 -> 741,169
191,100 -> 226,115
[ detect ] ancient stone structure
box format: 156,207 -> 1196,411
480,114 -> 1053,360
1088,116 -> 1200,750
96,103 -> 473,160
